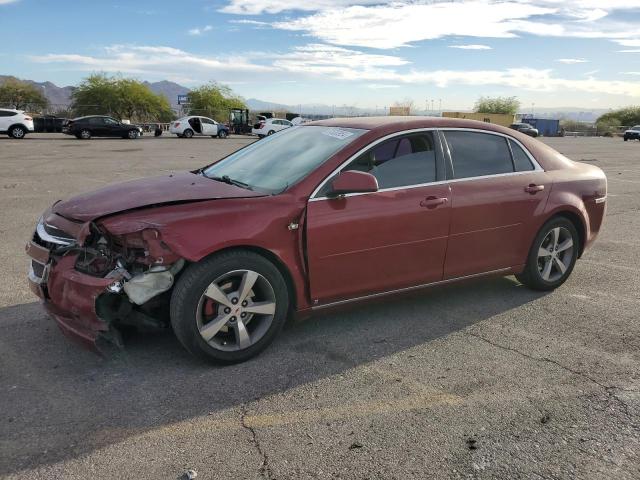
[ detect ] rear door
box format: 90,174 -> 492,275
0,110 -> 15,131
306,131 -> 451,304
88,117 -> 107,136
441,130 -> 550,278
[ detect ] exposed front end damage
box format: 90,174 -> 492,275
26,210 -> 185,352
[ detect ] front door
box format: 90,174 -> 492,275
201,118 -> 218,136
306,131 -> 451,304
441,130 -> 551,278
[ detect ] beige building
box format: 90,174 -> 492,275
442,111 -> 515,127
389,106 -> 411,116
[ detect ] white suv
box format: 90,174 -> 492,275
0,108 -> 34,139
252,118 -> 293,138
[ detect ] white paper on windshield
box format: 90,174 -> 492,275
322,128 -> 355,140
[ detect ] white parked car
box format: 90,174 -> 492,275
0,108 -> 34,139
169,116 -> 230,138
252,118 -> 293,138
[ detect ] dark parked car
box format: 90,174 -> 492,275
510,122 -> 539,137
623,125 -> 640,141
62,115 -> 140,140
27,117 -> 607,363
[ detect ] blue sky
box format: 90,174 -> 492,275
1,0 -> 639,110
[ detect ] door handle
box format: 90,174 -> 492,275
524,184 -> 545,194
420,196 -> 448,209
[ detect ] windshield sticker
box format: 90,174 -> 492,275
322,128 -> 355,140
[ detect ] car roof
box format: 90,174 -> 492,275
308,116 -> 524,137
72,115 -> 112,120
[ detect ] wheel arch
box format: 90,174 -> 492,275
546,210 -> 587,257
195,245 -> 298,313
8,123 -> 28,133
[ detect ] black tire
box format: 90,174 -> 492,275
170,250 -> 290,363
516,217 -> 579,291
9,126 -> 26,139
79,129 -> 91,140
267,130 -> 275,136
127,129 -> 139,139
624,137 -> 628,142
183,129 -> 194,138
218,130 -> 228,139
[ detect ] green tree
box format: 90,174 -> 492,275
474,96 -> 520,115
187,83 -> 246,122
596,107 -> 640,128
71,74 -> 175,122
0,78 -> 49,111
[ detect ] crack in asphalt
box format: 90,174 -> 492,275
465,331 -> 638,426
240,404 -> 274,480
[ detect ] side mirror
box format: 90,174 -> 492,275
329,171 -> 379,196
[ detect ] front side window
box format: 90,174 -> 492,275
341,133 -> 437,190
104,117 -> 119,126
88,117 -> 104,126
444,131 -> 513,179
203,126 -> 366,194
201,118 -> 214,125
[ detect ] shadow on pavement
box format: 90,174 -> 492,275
0,276 -> 545,474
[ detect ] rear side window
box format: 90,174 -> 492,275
344,132 -> 437,189
0,110 -> 17,117
444,131 -> 513,179
509,139 -> 535,171
88,117 -> 104,126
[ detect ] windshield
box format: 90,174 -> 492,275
203,126 -> 367,193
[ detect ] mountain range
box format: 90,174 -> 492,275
0,75 -> 609,122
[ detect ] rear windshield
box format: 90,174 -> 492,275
203,126 -> 366,193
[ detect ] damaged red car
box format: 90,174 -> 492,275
26,117 -> 607,363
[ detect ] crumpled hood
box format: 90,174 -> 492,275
53,172 -> 265,222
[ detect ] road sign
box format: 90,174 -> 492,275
177,94 -> 189,105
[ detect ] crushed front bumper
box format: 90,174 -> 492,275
26,240 -> 122,352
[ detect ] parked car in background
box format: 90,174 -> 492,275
510,123 -> 539,137
169,116 -> 229,138
252,117 -> 293,138
0,108 -> 34,139
62,116 -> 141,140
26,117 -> 607,363
623,125 -> 640,141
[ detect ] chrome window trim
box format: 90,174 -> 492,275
309,127 -> 544,202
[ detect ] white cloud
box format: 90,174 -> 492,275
188,25 -> 213,36
366,84 -> 401,89
218,1 -> 640,50
0,0 -> 20,4
556,58 -> 589,64
449,44 -> 492,50
621,72 -> 640,76
615,40 -> 640,47
28,43 -> 640,98
30,45 -> 274,78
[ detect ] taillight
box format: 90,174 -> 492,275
174,122 -> 180,127
24,116 -> 32,121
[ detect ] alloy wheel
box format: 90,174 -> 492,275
80,129 -> 91,139
128,129 -> 138,139
537,226 -> 574,282
11,127 -> 25,138
196,269 -> 276,352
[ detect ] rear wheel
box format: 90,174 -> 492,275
516,217 -> 579,291
79,129 -> 91,140
267,130 -> 275,136
170,250 -> 289,363
9,126 -> 26,139
183,129 -> 194,138
127,129 -> 139,139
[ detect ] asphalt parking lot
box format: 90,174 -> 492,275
0,133 -> 638,479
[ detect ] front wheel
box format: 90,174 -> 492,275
516,217 -> 579,291
170,250 -> 289,363
218,130 -> 228,139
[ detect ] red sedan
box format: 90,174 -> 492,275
26,117 -> 607,363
